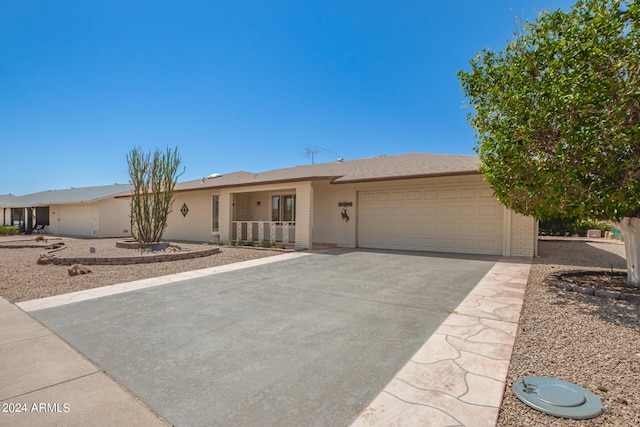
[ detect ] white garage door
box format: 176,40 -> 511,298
59,206 -> 95,236
357,184 -> 504,255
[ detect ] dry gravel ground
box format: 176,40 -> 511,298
0,237 -> 283,303
1,237 -> 639,426
498,239 -> 640,427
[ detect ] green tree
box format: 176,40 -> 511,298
127,147 -> 184,244
458,0 -> 640,284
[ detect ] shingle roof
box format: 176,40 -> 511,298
0,184 -> 131,207
175,153 -> 480,192
0,194 -> 19,205
2,153 -> 480,205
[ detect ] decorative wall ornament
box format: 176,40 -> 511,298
180,203 -> 189,217
341,208 -> 350,222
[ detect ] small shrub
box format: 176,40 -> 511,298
260,240 -> 271,248
539,218 -> 611,237
0,226 -> 20,236
34,235 -> 45,242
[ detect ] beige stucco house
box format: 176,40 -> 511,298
0,184 -> 131,238
157,153 -> 537,257
2,153 -> 537,257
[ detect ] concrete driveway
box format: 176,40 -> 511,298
29,249 -> 498,427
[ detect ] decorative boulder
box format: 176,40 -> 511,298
68,264 -> 92,276
37,254 -> 56,265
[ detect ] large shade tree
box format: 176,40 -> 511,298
458,0 -> 640,284
127,147 -> 184,244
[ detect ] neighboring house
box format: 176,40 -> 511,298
0,184 -> 131,237
147,153 -> 537,257
0,194 -> 21,227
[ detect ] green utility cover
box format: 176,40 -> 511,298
513,377 -> 603,420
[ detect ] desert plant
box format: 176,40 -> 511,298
127,146 -> 184,244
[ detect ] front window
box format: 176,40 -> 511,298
271,194 -> 295,223
212,195 -> 219,232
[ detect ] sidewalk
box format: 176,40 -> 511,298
0,297 -> 170,427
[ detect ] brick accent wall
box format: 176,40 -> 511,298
509,211 -> 537,257
219,191 -> 232,244
295,184 -> 313,250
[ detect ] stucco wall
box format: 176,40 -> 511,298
162,190 -> 215,242
312,181 -> 357,247
97,198 -> 131,237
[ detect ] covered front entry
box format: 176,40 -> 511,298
357,182 -> 504,255
230,192 -> 296,245
222,183 -> 313,250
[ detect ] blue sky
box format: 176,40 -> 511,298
1,0 -> 574,195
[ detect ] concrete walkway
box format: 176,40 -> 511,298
2,251 -> 531,426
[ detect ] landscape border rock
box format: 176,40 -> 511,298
68,264 -> 92,276
0,241 -> 65,250
115,240 -> 170,250
52,246 -> 221,266
547,270 -> 640,304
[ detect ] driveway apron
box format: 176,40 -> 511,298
29,249 -> 497,427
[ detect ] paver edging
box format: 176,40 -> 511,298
51,247 -> 221,265
547,270 -> 640,304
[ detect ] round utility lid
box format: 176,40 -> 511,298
513,377 -> 603,419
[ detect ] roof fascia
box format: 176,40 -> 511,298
165,176 -> 342,195
329,170 -> 482,184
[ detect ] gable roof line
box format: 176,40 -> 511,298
168,152 -> 481,194
0,184 -> 131,208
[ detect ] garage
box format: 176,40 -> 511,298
357,182 -> 504,255
58,205 -> 96,236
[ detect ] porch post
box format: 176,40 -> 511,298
258,222 -> 265,242
219,190 -> 232,244
295,183 -> 313,250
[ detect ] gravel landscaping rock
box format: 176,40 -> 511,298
0,237 -> 283,303
498,239 -> 640,427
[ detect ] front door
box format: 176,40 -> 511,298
234,194 -> 251,221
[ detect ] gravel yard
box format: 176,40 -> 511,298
498,239 -> 640,427
0,237 -> 283,303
